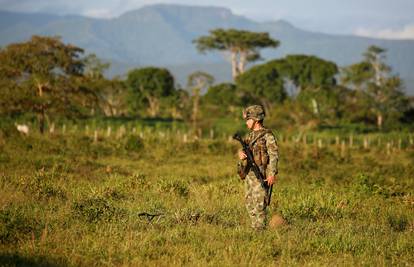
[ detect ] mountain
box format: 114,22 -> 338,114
1,4 -> 413,94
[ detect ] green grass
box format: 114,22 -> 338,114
0,130 -> 413,266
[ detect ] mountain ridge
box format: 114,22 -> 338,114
0,4 -> 413,94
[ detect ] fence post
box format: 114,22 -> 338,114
341,140 -> 346,158
94,130 -> 98,143
363,137 -> 369,150
318,139 -> 323,149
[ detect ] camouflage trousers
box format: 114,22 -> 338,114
245,172 -> 268,230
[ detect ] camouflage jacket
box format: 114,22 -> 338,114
237,128 -> 279,179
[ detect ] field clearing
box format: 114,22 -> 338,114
0,129 -> 413,266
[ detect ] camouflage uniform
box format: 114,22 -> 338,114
237,105 -> 279,230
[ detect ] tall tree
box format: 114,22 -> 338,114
340,62 -> 374,91
0,35 -> 97,133
340,45 -> 408,129
193,29 -> 279,79
364,45 -> 390,87
126,67 -> 175,118
236,61 -> 286,112
187,71 -> 214,134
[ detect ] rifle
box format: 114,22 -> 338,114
233,133 -> 273,206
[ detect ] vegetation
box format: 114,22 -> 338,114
0,32 -> 413,266
0,128 -> 413,266
193,29 -> 279,79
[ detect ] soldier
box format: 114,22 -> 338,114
237,105 -> 279,230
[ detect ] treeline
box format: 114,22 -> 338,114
0,33 -> 413,135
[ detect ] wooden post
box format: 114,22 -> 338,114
107,126 -> 111,137
183,134 -> 188,143
94,130 -> 98,143
62,124 -> 66,134
49,123 -> 55,134
349,135 -> 353,148
318,139 -> 323,149
341,140 -> 346,158
387,142 -> 391,155
363,137 -> 368,150
210,129 -> 214,139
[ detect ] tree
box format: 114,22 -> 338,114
236,61 -> 287,112
341,62 -> 374,91
187,71 -> 214,134
0,35 -> 97,133
203,83 -> 240,107
282,55 -> 338,92
340,45 -> 408,129
194,29 -> 279,79
126,67 -> 175,117
364,45 -> 390,87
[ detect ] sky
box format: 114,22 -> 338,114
1,0 -> 414,39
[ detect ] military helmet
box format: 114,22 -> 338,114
243,105 -> 265,121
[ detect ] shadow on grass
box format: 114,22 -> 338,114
0,253 -> 67,267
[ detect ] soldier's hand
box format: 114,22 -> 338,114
238,150 -> 247,160
266,175 -> 276,186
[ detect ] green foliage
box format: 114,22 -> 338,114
204,83 -> 240,106
127,67 -> 175,117
387,213 -> 408,232
0,204 -> 43,244
194,28 -> 279,78
72,197 -> 126,223
157,179 -> 190,198
0,131 -> 413,265
236,61 -> 286,109
283,55 -> 338,89
18,175 -> 66,201
124,135 -> 144,152
0,36 -> 97,133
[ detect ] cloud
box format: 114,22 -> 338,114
82,8 -> 113,18
355,24 -> 414,40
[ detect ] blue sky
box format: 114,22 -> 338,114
1,0 -> 413,39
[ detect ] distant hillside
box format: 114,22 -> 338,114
0,4 -> 413,94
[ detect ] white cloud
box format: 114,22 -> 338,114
355,24 -> 414,40
82,8 -> 113,18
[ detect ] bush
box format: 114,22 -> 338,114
124,135 -> 144,152
387,213 -> 408,232
72,197 -> 126,223
0,205 -> 42,244
18,170 -> 66,200
157,179 -> 189,198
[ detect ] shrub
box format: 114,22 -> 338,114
0,205 -> 42,244
18,170 -> 66,200
124,135 -> 144,152
157,179 -> 189,198
72,197 -> 126,223
387,213 -> 408,232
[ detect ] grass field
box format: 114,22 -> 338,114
0,128 -> 413,266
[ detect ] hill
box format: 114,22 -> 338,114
0,4 -> 413,94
